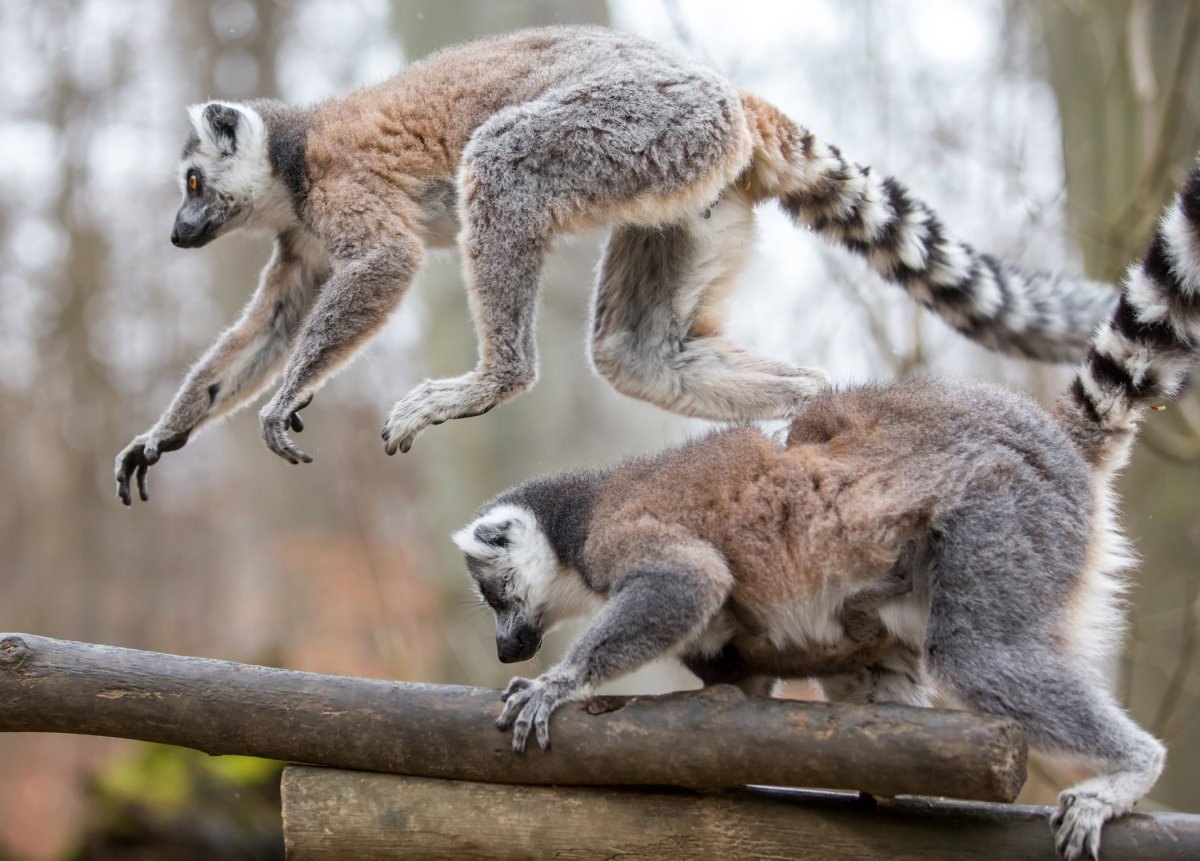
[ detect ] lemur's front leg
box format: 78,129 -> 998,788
115,231 -> 325,504
260,238 -> 422,463
497,541 -> 733,753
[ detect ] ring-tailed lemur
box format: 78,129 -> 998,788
455,156 -> 1200,861
116,26 -> 1117,504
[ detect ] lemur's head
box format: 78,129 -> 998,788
454,503 -> 599,664
173,101 -> 292,248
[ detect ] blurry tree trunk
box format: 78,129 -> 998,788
1027,0 -> 1200,282
15,2 -> 123,643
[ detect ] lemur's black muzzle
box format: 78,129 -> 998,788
171,204 -> 217,249
497,619 -> 542,664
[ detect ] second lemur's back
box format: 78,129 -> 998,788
578,377 -> 1093,604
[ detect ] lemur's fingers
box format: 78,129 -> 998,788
115,456 -> 132,505
115,428 -> 189,505
496,687 -> 532,730
533,701 -> 553,750
136,463 -> 149,502
261,414 -> 313,464
289,393 -> 314,433
1052,793 -> 1106,861
501,676 -> 533,701
115,462 -> 133,506
511,708 -> 534,753
115,438 -> 150,506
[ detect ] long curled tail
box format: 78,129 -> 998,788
741,95 -> 1117,363
1054,156 -> 1200,473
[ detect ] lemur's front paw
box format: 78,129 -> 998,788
496,673 -> 580,753
1051,792 -> 1113,861
114,427 -> 189,506
259,394 -> 314,464
381,376 -> 496,455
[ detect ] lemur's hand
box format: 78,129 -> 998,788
259,393 -> 314,464
114,427 -> 189,506
496,672 -> 580,753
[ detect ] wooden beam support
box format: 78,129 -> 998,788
0,632 -> 1024,801
280,767 -> 1200,861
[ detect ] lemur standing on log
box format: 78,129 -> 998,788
457,158 -> 1200,860
116,26 -> 1117,504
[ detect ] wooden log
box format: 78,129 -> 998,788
280,767 -> 1200,861
0,632 -> 1024,801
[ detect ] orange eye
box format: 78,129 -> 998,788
188,174 -> 198,192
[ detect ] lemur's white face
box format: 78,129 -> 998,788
454,504 -> 599,664
172,102 -> 292,249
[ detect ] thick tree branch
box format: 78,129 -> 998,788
0,632 -> 1024,801
281,768 -> 1200,861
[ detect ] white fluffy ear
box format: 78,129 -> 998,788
452,524 -> 482,556
187,101 -> 256,156
452,512 -> 518,559
451,522 -> 504,563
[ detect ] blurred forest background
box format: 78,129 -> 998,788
0,0 -> 1197,857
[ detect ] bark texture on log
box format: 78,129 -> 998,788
0,632 -> 1025,801
280,767 -> 1200,861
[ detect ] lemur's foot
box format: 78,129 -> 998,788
382,372 -> 518,455
259,393 -> 314,464
114,427 -> 190,505
496,672 -> 580,753
1051,792 -> 1116,861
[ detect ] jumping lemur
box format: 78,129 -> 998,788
116,25 -> 1118,504
456,157 -> 1200,860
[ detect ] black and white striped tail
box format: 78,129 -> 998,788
777,130 -> 1117,364
1057,158 -> 1200,470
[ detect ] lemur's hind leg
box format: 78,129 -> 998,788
591,189 -> 828,421
683,645 -> 779,698
819,644 -> 930,707
925,501 -> 1164,861
931,640 -> 1163,861
818,559 -> 932,708
384,73 -> 763,451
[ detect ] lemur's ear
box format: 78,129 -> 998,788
474,520 -> 513,548
452,517 -> 514,557
188,102 -> 249,156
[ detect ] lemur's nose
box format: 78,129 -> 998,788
170,228 -> 181,247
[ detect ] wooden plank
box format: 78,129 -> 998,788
280,767 -> 1200,861
0,632 -> 1024,801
